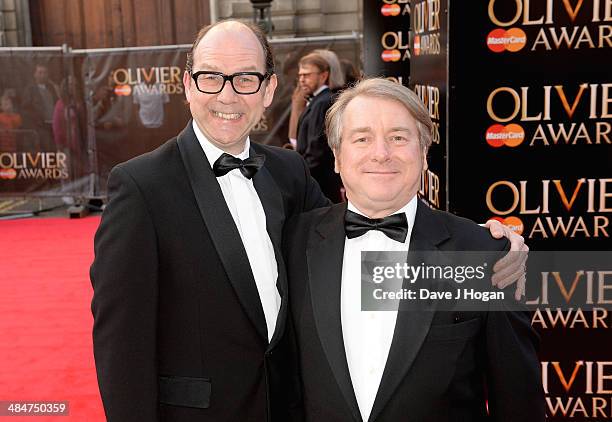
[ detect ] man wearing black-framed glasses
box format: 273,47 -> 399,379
190,70 -> 273,95
91,18 -> 529,422
91,19 -> 329,422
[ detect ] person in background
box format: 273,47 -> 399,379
0,94 -> 22,152
312,49 -> 345,94
53,76 -> 85,180
92,77 -> 133,185
21,64 -> 59,149
293,52 -> 343,203
132,81 -> 170,129
288,49 -> 345,147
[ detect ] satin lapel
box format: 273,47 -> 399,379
307,203 -> 362,422
369,200 -> 450,422
250,144 -> 287,349
177,122 -> 268,341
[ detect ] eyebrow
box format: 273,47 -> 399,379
347,126 -> 415,135
388,127 -> 414,133
348,127 -> 372,135
198,63 -> 260,72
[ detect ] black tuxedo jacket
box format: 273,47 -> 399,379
296,87 -> 332,169
90,121 -> 328,421
284,200 -> 545,422
296,87 -> 342,202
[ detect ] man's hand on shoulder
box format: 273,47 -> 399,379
484,219 -> 528,301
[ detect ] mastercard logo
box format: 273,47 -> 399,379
413,35 -> 421,56
381,4 -> 401,16
485,124 -> 525,147
114,84 -> 132,96
491,216 -> 524,235
381,49 -> 401,62
0,168 -> 17,180
486,28 -> 527,53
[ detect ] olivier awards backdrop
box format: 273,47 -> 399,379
0,49 -> 88,196
364,0 -> 612,419
0,37 -> 361,199
363,0 -> 446,210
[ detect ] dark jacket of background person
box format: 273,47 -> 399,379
296,87 -> 342,203
21,81 -> 59,125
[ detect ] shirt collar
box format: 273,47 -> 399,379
312,84 -> 329,98
192,120 -> 250,169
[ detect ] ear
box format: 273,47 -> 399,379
183,71 -> 192,103
333,146 -> 340,174
322,70 -> 330,85
422,147 -> 428,172
263,73 -> 278,108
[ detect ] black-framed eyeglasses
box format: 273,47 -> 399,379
190,71 -> 272,95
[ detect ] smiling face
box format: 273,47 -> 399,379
334,95 -> 427,218
183,22 -> 277,154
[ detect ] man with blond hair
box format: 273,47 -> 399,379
284,78 -> 544,421
295,52 -> 343,202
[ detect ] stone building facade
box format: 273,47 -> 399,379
1,0 -> 362,47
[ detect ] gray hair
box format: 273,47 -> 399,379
312,49 -> 345,90
325,78 -> 433,152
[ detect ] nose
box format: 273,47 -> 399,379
371,137 -> 391,162
216,78 -> 238,104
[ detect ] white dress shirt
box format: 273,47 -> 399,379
193,121 -> 281,342
341,197 -> 418,422
312,84 -> 328,96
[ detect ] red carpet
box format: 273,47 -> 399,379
0,216 -> 105,420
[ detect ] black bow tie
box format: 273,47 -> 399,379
213,153 -> 265,179
344,209 -> 408,243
